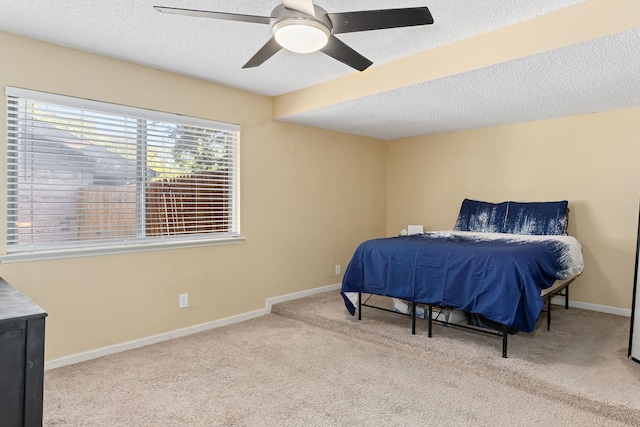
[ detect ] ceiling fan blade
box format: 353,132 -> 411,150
328,7 -> 434,34
242,37 -> 283,69
154,6 -> 271,25
320,36 -> 373,72
283,0 -> 316,17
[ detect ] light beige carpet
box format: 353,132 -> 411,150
44,291 -> 640,426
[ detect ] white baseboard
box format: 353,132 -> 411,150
550,296 -> 631,317
45,283 -> 342,371
44,284 -> 627,370
265,283 -> 341,310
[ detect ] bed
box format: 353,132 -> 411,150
341,199 -> 584,357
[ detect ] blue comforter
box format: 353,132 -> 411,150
341,232 -> 581,332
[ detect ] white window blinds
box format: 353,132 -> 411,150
6,87 -> 240,254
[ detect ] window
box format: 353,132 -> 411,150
5,87 -> 240,260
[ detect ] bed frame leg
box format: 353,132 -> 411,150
428,305 -> 433,338
358,292 -> 362,321
411,301 -> 417,335
547,283 -> 571,332
547,294 -> 552,331
502,325 -> 508,358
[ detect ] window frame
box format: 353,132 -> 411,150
2,87 -> 243,263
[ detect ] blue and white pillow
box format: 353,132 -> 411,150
453,199 -> 569,236
453,199 -> 508,233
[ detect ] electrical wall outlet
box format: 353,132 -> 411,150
335,264 -> 341,275
179,293 -> 189,308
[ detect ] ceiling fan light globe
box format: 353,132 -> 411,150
273,19 -> 330,54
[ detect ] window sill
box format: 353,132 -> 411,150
0,236 -> 246,263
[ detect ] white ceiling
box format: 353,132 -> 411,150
0,0 -> 638,140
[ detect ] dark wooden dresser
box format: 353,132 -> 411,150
0,278 -> 47,427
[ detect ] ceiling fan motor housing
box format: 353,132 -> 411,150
270,4 -> 332,28
270,4 -> 333,53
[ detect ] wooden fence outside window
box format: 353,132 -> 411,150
78,171 -> 230,240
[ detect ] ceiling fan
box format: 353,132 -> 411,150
154,0 -> 434,71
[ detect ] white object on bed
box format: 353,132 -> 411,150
408,225 -> 424,235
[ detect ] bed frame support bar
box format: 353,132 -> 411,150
424,304 -> 508,357
357,286 -> 576,359
359,293 -> 511,357
359,292 -> 419,320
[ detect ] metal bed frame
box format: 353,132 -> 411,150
357,277 -> 575,358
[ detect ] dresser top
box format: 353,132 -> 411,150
0,278 -> 47,323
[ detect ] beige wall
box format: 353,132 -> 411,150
0,31 -> 387,361
2,27 -> 637,362
387,109 -> 640,310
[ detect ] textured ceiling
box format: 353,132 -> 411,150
282,29 -> 640,139
0,0 -> 638,140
